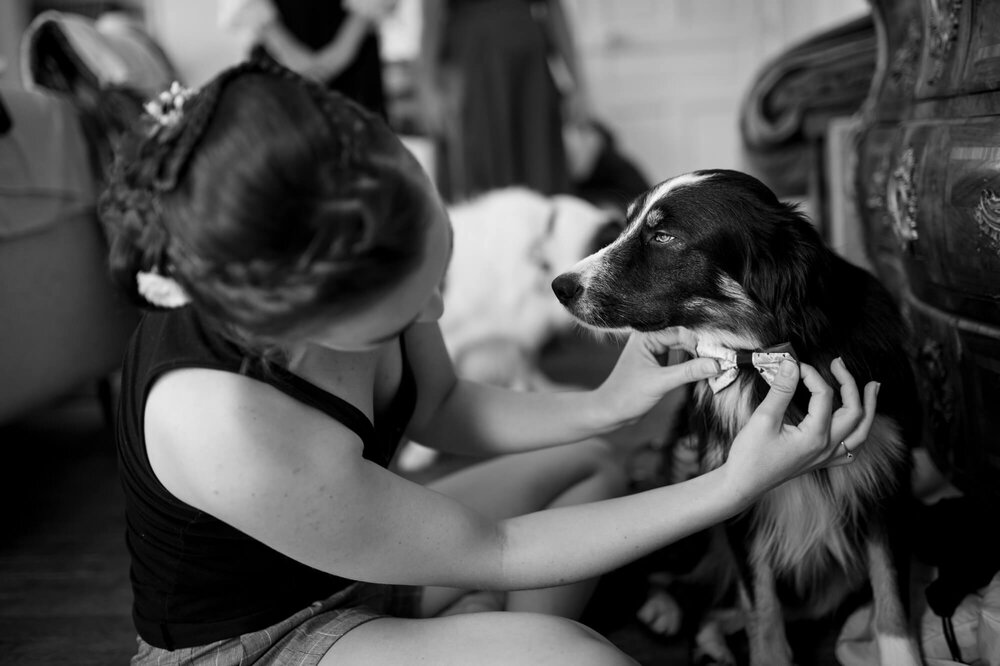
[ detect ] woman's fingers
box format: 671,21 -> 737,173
670,357 -> 721,384
666,348 -> 688,367
829,357 -> 862,428
642,327 -> 698,356
824,382 -> 879,467
753,359 -> 800,423
823,450 -> 856,468
834,381 -> 880,453
794,362 -> 835,435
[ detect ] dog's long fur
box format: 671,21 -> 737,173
553,170 -> 921,665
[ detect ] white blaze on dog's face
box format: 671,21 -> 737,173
550,169 -> 819,349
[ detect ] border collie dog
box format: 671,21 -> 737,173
552,170 -> 921,665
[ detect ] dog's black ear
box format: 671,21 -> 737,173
741,202 -> 832,343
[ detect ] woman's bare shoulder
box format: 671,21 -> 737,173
144,366 -> 365,512
140,365 -> 498,585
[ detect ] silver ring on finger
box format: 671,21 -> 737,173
840,441 -> 854,460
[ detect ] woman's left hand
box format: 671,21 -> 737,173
720,358 -> 879,503
594,328 -> 720,429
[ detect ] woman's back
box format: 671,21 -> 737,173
118,307 -> 414,649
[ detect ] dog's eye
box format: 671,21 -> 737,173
652,231 -> 675,245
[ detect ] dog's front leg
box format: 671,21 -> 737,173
744,551 -> 794,666
866,536 -> 922,666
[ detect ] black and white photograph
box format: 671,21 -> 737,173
1,1 -> 998,664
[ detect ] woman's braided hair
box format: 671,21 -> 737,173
100,57 -> 430,348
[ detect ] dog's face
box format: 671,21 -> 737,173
552,169 -> 826,349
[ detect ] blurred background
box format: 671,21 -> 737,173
0,0 -> 881,439
1,0 -> 867,181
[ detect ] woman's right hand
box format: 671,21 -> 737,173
720,358 -> 879,504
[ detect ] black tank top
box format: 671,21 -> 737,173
116,307 -> 416,649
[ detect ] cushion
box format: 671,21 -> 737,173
0,86 -> 94,240
21,10 -> 176,98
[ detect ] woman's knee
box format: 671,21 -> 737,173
529,615 -> 638,666
487,613 -> 637,666
333,612 -> 638,666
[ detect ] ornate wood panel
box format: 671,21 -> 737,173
857,0 -> 1000,503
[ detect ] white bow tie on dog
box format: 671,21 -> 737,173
696,341 -> 799,394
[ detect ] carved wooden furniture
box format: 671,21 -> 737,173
740,14 -> 877,203
855,0 -> 1000,505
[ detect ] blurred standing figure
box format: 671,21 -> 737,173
219,0 -> 396,117
417,0 -> 589,200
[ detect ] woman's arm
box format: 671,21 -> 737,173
414,0 -> 448,135
144,358 -> 873,591
406,322 -> 719,456
538,0 -> 590,124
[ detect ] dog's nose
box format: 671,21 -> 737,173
551,273 -> 583,305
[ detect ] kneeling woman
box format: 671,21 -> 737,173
102,61 -> 879,666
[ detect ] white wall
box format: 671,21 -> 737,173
145,0 -> 424,86
566,0 -> 868,182
145,0 -> 869,181
145,0 -> 247,88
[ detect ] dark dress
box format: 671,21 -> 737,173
254,0 -> 387,118
441,0 -> 568,199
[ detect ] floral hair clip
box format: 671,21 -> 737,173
137,269 -> 190,309
144,81 -> 195,128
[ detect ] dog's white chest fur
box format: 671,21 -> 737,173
693,332 -> 906,608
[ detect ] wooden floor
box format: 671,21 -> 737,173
0,392 -> 134,665
0,388 -> 696,666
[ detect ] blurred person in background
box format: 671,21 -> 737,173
563,117 -> 651,219
416,0 -> 590,200
219,0 -> 397,117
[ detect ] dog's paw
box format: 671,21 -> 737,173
876,635 -> 922,666
636,589 -> 683,636
693,619 -> 736,665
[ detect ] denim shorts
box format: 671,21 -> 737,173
131,583 -> 421,666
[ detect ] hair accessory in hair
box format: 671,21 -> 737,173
144,82 -> 195,129
137,269 -> 191,308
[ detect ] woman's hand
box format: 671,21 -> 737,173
721,357 -> 879,504
593,328 -> 721,430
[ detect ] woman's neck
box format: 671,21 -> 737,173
286,341 -> 379,383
